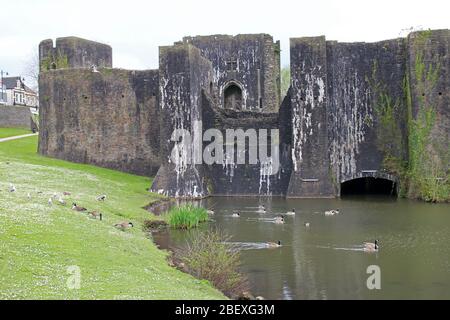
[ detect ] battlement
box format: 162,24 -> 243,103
39,36 -> 112,72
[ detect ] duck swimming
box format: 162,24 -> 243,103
364,240 -> 379,252
232,212 -> 240,218
325,209 -> 339,216
286,208 -> 295,215
265,240 -> 282,248
274,216 -> 285,224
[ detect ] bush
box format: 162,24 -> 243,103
175,230 -> 249,298
167,205 -> 208,229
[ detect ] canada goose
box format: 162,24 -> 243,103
96,194 -> 106,201
286,208 -> 295,215
265,240 -> 282,248
364,240 -> 379,252
88,211 -> 103,220
57,197 -> 66,206
48,198 -> 53,206
9,184 -> 16,192
72,203 -> 87,212
325,209 -> 339,216
114,221 -> 133,230
232,212 -> 240,218
207,210 -> 215,215
274,216 -> 285,224
304,222 -> 310,228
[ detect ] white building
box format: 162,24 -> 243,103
0,77 -> 38,108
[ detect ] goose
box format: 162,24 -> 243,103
57,197 -> 66,206
207,210 -> 215,215
325,209 -> 339,216
88,211 -> 103,221
265,240 -> 282,248
96,194 -> 106,201
232,212 -> 240,218
9,184 -> 16,192
72,203 -> 87,212
48,198 -> 53,206
274,216 -> 285,224
364,240 -> 379,253
286,208 -> 295,215
114,221 -> 133,230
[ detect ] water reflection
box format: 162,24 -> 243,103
152,196 -> 450,300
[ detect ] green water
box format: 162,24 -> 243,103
153,196 -> 450,300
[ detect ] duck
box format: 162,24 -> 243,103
207,209 -> 215,215
232,212 -> 240,218
88,211 -> 103,221
57,197 -> 66,206
325,209 -> 339,216
286,208 -> 295,215
114,221 -> 134,230
9,183 -> 16,192
72,203 -> 87,212
364,240 -> 379,253
96,194 -> 106,201
274,216 -> 285,224
265,240 -> 282,248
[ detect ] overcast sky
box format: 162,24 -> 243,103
1,0 -> 448,85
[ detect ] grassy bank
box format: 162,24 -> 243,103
0,136 -> 225,299
0,127 -> 31,139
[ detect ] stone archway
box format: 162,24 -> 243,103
223,82 -> 243,110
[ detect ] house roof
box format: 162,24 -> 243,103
2,77 -> 23,90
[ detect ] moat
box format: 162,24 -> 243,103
153,196 -> 450,300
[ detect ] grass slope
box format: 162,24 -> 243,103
0,136 -> 225,300
0,127 -> 31,139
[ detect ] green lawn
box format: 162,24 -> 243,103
0,127 -> 32,139
0,136 -> 225,300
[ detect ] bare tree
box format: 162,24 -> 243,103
22,48 -> 39,92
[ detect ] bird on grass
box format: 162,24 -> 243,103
27,193 -> 31,200
48,198 -> 53,207
88,211 -> 103,221
9,184 -> 16,192
96,194 -> 106,201
72,203 -> 87,212
114,221 -> 133,230
57,197 -> 66,206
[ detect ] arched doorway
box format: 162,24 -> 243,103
340,177 -> 397,197
224,83 -> 243,110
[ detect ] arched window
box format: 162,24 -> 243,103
224,83 -> 243,110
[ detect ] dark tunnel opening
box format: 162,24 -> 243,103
340,177 -> 397,197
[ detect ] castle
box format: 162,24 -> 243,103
38,30 -> 449,200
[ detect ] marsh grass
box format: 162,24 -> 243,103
175,230 -> 249,298
167,205 -> 209,229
